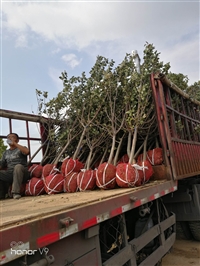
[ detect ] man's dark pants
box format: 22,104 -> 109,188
0,164 -> 30,199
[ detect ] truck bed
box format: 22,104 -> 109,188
0,179 -> 176,231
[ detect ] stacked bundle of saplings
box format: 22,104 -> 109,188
24,43 -> 170,196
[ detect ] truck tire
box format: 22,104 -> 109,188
188,221 -> 200,241
176,221 -> 193,240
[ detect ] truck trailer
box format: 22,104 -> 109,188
0,73 -> 199,266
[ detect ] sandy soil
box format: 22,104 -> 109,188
162,239 -> 200,266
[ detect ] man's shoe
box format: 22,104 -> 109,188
13,194 -> 21,199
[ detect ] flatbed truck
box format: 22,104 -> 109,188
0,73 -> 199,266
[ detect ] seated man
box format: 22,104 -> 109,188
0,133 -> 30,199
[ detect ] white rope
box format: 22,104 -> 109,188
30,165 -> 38,177
96,164 -> 116,189
26,178 -> 44,196
132,163 -> 148,171
146,149 -> 155,165
64,172 -> 78,192
65,159 -> 77,175
46,174 -> 64,194
116,164 -> 134,187
78,170 -> 94,191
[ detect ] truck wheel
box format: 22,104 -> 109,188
188,221 -> 200,241
176,221 -> 193,240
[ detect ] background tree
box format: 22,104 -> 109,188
0,139 -> 7,158
186,81 -> 200,102
167,72 -> 189,91
168,72 -> 200,102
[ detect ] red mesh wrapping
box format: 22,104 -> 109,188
96,163 -> 116,190
61,158 -> 84,176
137,148 -> 163,166
137,160 -> 154,184
116,163 -> 142,188
28,164 -> 43,178
147,148 -> 163,165
117,154 -> 129,164
42,164 -> 57,178
25,177 -> 45,196
64,172 -> 78,193
44,173 -> 64,194
77,169 -> 96,191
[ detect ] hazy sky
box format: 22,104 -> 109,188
1,0 -> 199,114
0,0 -> 199,160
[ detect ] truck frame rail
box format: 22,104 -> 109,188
0,180 -> 177,265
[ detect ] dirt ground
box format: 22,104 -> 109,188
162,239 -> 200,266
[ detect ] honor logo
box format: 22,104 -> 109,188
10,241 -> 49,256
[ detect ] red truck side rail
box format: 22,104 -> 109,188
0,180 -> 177,265
151,73 -> 200,180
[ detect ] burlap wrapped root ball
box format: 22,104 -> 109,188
96,163 -> 116,189
116,163 -> 143,188
117,154 -> 129,164
61,158 -> 84,176
25,177 -> 45,196
42,164 -> 58,178
137,160 -> 154,184
147,148 -> 163,165
28,164 -> 43,178
77,169 -> 96,191
64,172 -> 78,193
44,173 -> 64,194
137,148 -> 163,166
